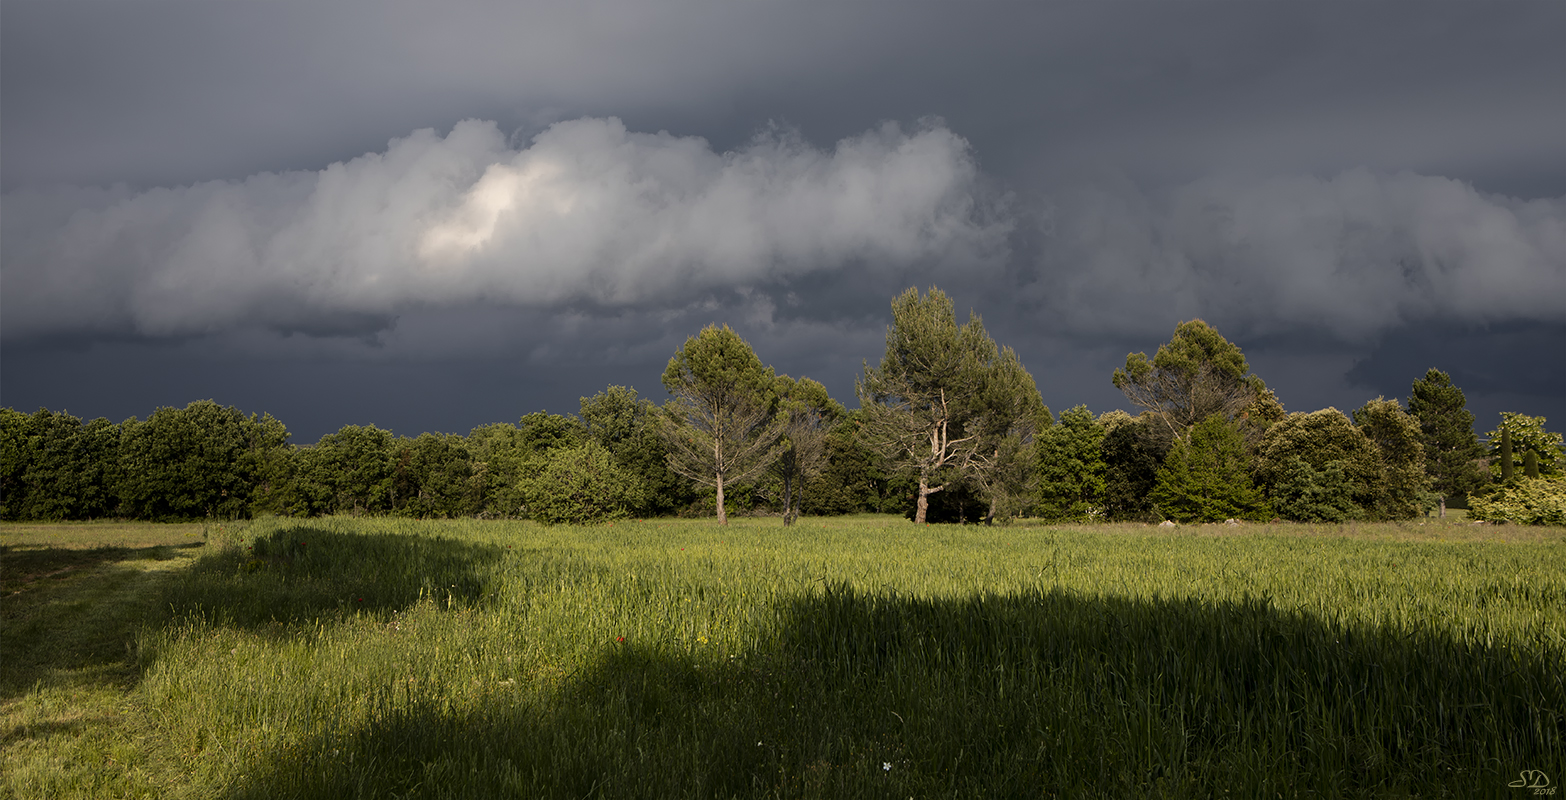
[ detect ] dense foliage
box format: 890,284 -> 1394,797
1150,414 -> 1271,523
1033,406 -> 1103,521
520,441 -> 645,525
1407,369 -> 1488,501
4,294 -> 1560,525
1468,477 -> 1566,525
1485,412 -> 1564,479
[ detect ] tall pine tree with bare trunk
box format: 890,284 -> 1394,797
659,325 -> 784,524
857,287 -> 998,524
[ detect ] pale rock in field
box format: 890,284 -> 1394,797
1158,520 -> 1177,528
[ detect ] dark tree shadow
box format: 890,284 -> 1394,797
158,525 -> 513,630
1,541 -> 203,597
1,542 -> 207,698
214,582 -> 1565,799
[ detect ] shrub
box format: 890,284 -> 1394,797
1271,458 -> 1362,523
1468,477 -> 1566,526
521,441 -> 645,525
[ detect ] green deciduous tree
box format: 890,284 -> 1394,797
1034,406 -> 1105,522
1112,320 -> 1268,442
391,433 -> 480,518
1256,409 -> 1380,520
659,325 -> 784,525
520,440 -> 645,525
770,376 -> 842,525
0,408 -> 122,520
581,385 -> 691,518
465,422 -> 532,518
1468,477 -> 1566,525
1151,414 -> 1270,523
1097,410 -> 1169,522
1271,458 -> 1362,523
1406,369 -> 1488,514
306,424 -> 398,515
1352,397 -> 1429,520
117,400 -> 289,520
1485,412 -> 1563,481
856,287 -> 999,524
802,414 -> 889,515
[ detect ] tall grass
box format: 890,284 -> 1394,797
4,515 -> 1563,798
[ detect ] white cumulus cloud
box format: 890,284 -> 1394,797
1,117 -> 1006,340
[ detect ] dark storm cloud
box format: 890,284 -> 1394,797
3,0 -> 1564,435
1021,170 -> 1566,341
7,2 -> 1564,194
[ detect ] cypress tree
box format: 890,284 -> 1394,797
1500,427 -> 1513,483
1524,449 -> 1540,479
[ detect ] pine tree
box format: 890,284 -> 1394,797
1406,369 -> 1486,515
659,325 -> 784,525
857,287 -> 1002,524
1151,414 -> 1270,523
1112,320 -> 1268,442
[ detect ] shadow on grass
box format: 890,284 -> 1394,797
217,584 -> 1565,800
0,543 -> 207,698
0,542 -> 203,597
159,524 -> 512,629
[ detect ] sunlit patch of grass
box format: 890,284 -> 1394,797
3,514 -> 1563,798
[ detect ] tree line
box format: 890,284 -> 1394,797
4,286 -> 1562,524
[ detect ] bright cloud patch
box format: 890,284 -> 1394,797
1,117 -> 1004,340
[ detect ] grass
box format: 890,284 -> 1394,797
2,514 -> 1563,798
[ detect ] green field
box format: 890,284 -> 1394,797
3,515 -> 1563,798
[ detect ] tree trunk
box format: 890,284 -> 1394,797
716,473 -> 727,525
915,473 -> 943,524
1438,495 -> 1446,518
782,472 -> 794,526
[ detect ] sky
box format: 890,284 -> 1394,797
3,0 -> 1564,444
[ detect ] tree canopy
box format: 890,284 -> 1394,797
770,375 -> 841,526
1407,369 -> 1487,501
1034,406 -> 1104,522
1151,414 -> 1270,523
1485,412 -> 1564,480
1351,397 -> 1429,520
857,287 -> 1010,524
659,325 -> 784,525
1112,320 -> 1268,441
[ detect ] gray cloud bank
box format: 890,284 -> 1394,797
1030,170 -> 1566,342
4,117 -> 1564,357
2,117 -> 1003,341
